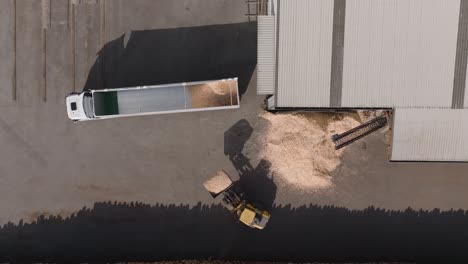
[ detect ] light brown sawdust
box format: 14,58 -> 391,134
357,109 -> 386,123
259,112 -> 360,192
188,79 -> 237,108
207,81 -> 230,95
203,170 -> 233,196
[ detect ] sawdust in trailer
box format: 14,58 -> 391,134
187,79 -> 238,108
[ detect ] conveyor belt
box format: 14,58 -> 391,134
331,115 -> 388,150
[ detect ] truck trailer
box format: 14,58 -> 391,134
66,78 -> 239,122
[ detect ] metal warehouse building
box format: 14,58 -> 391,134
257,0 -> 468,162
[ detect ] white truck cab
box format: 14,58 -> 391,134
66,92 -> 94,122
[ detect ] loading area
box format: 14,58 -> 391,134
1,0 -> 468,262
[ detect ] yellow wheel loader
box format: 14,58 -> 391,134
203,170 -> 270,229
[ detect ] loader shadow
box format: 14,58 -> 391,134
224,119 -> 276,210
1,202 -> 468,262
83,22 -> 257,97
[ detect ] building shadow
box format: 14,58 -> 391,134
224,119 -> 276,210
1,202 -> 468,262
84,22 -> 257,97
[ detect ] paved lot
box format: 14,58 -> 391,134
1,0 -> 468,261
0,0 -> 258,224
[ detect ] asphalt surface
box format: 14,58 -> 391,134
1,0 -> 468,262
0,0 -> 258,224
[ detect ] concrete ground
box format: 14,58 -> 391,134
1,0 -> 468,262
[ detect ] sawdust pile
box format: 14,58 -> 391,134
260,112 -> 360,192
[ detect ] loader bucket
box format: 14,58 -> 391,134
203,170 -> 234,198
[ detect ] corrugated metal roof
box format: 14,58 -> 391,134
452,0 -> 468,109
267,0 -> 463,109
341,0 -> 460,108
257,16 -> 276,95
276,0 -> 334,107
391,108 -> 468,161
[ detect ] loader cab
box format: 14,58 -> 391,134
66,92 -> 94,122
238,204 -> 270,230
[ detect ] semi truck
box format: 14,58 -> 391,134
66,78 -> 239,122
203,170 -> 270,230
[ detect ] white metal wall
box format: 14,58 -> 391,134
342,0 -> 460,108
276,0 -> 334,107
391,108 -> 468,161
257,16 -> 276,95
465,63 -> 468,108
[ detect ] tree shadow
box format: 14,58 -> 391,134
1,202 -> 468,262
224,119 -> 276,210
84,22 -> 257,98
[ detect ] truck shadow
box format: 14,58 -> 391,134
83,22 -> 257,98
224,119 -> 277,210
2,202 -> 468,262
